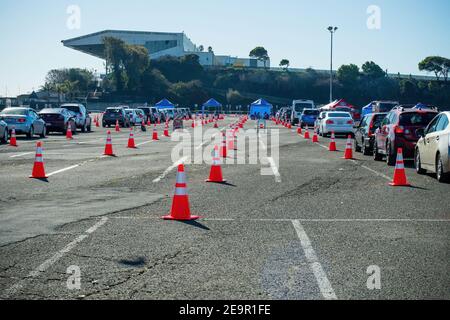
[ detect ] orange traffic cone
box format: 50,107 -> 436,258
9,127 -> 17,147
304,126 -> 310,139
220,132 -> 227,158
95,116 -> 100,128
152,124 -> 159,141
30,142 -> 48,179
164,123 -> 170,137
147,119 -> 151,126
127,128 -> 136,149
389,148 -> 411,187
312,129 -> 319,143
191,121 -> 195,128
329,131 -> 337,152
214,120 -> 219,129
343,135 -> 354,160
297,125 -> 302,135
115,120 -> 120,132
104,131 -> 115,156
206,145 -> 226,183
66,123 -> 73,140
163,164 -> 200,221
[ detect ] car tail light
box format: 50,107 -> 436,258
394,125 -> 404,134
347,120 -> 354,125
326,120 -> 334,125
17,118 -> 26,123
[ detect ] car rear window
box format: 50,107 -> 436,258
63,105 -> 81,113
303,110 -> 319,116
399,112 -> 438,126
372,114 -> 387,127
106,109 -> 122,114
0,108 -> 28,115
329,112 -> 351,118
378,103 -> 397,112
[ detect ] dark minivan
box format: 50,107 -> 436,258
102,107 -> 130,128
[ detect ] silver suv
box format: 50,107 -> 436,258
60,103 -> 92,132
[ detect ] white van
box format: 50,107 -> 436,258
291,100 -> 316,125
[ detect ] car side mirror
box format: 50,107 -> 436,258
416,128 -> 425,138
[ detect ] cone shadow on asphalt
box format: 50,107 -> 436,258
30,177 -> 49,183
118,257 -> 147,267
178,220 -> 210,231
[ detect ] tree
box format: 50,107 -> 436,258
279,59 -> 290,71
362,61 -> 385,79
198,45 -> 204,52
208,46 -> 213,53
103,37 -> 128,92
337,64 -> 360,85
44,68 -> 95,98
250,47 -> 269,69
123,44 -> 150,92
419,56 -> 450,82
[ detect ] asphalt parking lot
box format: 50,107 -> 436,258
0,116 -> 449,300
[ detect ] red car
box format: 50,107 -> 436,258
373,106 -> 438,165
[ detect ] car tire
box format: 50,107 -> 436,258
386,142 -> 396,166
40,126 -> 46,138
354,138 -> 361,152
436,153 -> 449,183
71,122 -> 77,135
27,126 -> 34,139
87,123 -> 91,132
81,122 -> 87,133
373,141 -> 382,161
1,128 -> 8,144
415,149 -> 426,175
362,140 -> 371,156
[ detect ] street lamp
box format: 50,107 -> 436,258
327,26 -> 338,103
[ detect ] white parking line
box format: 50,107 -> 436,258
136,140 -> 154,147
2,217 -> 108,299
47,165 -> 81,177
360,165 -> 391,181
259,133 -> 281,183
153,156 -> 188,183
291,220 -> 337,300
9,152 -> 33,158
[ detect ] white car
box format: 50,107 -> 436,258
415,111 -> 450,182
318,112 -> 354,137
315,111 -> 329,133
124,109 -> 140,126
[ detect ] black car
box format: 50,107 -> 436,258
354,113 -> 388,155
102,107 -> 130,128
39,108 -> 77,135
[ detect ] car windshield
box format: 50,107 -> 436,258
62,105 -> 80,113
329,112 -> 351,118
378,103 -> 397,112
294,103 -> 312,112
106,109 -> 121,114
400,112 -> 438,126
0,108 -> 27,115
303,110 -> 319,116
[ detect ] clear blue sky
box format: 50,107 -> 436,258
1,0 -> 449,97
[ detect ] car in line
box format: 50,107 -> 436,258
373,106 -> 439,165
362,101 -> 399,117
354,112 -> 388,155
162,109 -> 175,121
151,107 -> 166,122
60,103 -> 92,132
102,107 -> 131,128
415,111 -> 450,182
298,109 -> 320,128
317,112 -> 354,137
314,111 -> 329,133
0,119 -> 9,144
0,107 -> 46,139
124,108 -> 141,126
291,100 -> 315,125
134,109 -> 146,124
39,108 -> 77,135
138,106 -> 155,124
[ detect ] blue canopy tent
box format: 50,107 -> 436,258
155,99 -> 175,110
250,99 -> 273,119
202,98 -> 222,116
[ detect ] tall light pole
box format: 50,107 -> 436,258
327,26 -> 338,103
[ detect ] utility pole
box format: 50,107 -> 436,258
327,26 -> 338,103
